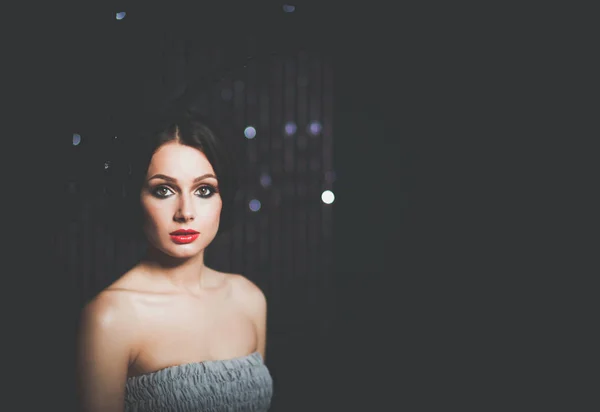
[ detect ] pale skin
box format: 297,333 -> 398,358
76,140 -> 267,412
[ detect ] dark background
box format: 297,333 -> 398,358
7,2 -> 593,411
6,2 -> 403,411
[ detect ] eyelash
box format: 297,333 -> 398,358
152,184 -> 218,199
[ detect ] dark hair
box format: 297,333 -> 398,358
108,107 -> 238,239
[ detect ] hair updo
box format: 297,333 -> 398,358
107,106 -> 238,239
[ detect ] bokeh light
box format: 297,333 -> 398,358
308,121 -> 322,136
284,121 -> 297,136
260,173 -> 272,188
244,126 -> 256,139
72,133 -> 81,146
249,199 -> 261,212
321,190 -> 335,204
116,12 -> 126,20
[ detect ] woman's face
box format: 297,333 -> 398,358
140,141 -> 222,259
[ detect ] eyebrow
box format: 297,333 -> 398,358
148,173 -> 218,183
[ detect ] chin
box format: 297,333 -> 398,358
147,240 -> 200,260
165,246 -> 202,259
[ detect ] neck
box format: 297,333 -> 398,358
139,245 -> 211,292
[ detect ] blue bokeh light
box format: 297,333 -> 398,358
244,126 -> 256,139
249,199 -> 261,212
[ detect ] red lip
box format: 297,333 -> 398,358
170,229 -> 199,235
169,229 -> 200,245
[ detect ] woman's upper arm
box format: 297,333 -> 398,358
234,275 -> 268,360
253,289 -> 267,360
76,293 -> 134,412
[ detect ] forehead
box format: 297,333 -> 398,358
147,142 -> 215,177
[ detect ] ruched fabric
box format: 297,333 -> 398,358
125,352 -> 273,412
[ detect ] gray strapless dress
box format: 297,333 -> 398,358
124,352 -> 273,412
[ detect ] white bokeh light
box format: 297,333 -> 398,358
244,126 -> 256,139
72,133 -> 81,146
321,190 -> 335,204
249,199 -> 261,212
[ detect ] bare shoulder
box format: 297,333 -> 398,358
79,289 -> 137,337
77,289 -> 140,369
227,273 -> 267,307
77,290 -> 137,411
226,273 -> 268,357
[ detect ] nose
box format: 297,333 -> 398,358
174,194 -> 195,222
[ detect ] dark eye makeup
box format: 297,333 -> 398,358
150,184 -> 218,199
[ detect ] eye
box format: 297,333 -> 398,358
196,185 -> 217,198
152,186 -> 174,198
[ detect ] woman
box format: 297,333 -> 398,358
76,108 -> 273,411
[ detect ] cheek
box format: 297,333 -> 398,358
141,200 -> 165,229
211,205 -> 223,222
200,201 -> 222,227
